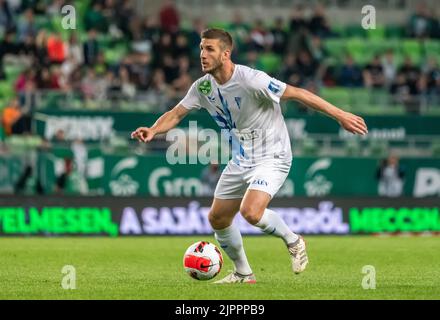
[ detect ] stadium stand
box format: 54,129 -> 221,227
0,0 -> 439,194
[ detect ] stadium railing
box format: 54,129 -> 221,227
29,88 -> 440,115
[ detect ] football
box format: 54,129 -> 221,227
183,241 -> 223,280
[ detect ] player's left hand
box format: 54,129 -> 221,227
338,111 -> 368,135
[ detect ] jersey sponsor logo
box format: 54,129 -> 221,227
198,80 -> 212,95
268,81 -> 281,94
234,130 -> 259,140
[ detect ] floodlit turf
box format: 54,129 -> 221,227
0,236 -> 439,300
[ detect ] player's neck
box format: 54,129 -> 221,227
212,62 -> 235,85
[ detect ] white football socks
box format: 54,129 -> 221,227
214,224 -> 253,276
255,208 -> 299,246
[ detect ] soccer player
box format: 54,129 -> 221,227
131,29 -> 368,283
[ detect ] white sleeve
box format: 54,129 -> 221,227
179,82 -> 203,110
250,70 -> 287,104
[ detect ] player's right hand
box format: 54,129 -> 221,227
338,111 -> 368,136
130,127 -> 155,143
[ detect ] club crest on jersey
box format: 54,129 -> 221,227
268,81 -> 280,94
198,80 -> 212,95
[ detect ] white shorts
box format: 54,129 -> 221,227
214,159 -> 292,199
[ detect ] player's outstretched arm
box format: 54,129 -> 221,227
130,104 -> 190,143
281,85 -> 368,135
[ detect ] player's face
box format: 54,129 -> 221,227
200,38 -> 227,74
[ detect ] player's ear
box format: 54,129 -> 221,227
223,48 -> 231,61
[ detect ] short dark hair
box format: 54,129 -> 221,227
201,28 -> 233,50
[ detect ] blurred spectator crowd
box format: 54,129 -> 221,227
0,0 -> 439,129
1,0 -> 439,195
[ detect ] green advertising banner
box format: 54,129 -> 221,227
0,206 -> 118,236
0,196 -> 438,236
37,154 -> 438,197
34,111 -> 217,141
34,110 -> 440,141
38,146 -> 104,195
9,151 -> 440,197
349,206 -> 440,233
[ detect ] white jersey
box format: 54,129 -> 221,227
179,64 -> 292,167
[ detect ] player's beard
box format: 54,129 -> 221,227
203,59 -> 223,75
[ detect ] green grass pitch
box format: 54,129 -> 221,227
0,236 -> 439,299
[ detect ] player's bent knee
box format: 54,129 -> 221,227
208,211 -> 231,230
240,205 -> 262,225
